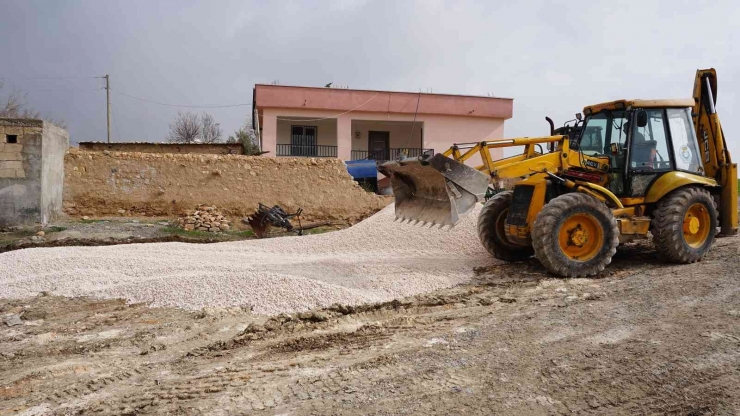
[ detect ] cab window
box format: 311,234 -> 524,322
631,109 -> 672,171
578,116 -> 606,155
578,111 -> 628,160
667,108 -> 702,173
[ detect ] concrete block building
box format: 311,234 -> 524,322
252,85 -> 513,163
0,118 -> 68,226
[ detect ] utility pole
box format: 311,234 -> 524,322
105,74 -> 111,144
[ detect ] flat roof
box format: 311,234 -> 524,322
255,84 -> 513,101
254,84 -> 513,120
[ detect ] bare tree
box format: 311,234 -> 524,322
200,112 -> 222,143
0,80 -> 40,119
0,80 -> 66,127
167,111 -> 201,143
226,118 -> 261,155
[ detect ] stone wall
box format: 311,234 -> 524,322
78,142 -> 244,155
0,118 -> 69,226
63,149 -> 390,221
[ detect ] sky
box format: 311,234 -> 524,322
1,0 -> 738,157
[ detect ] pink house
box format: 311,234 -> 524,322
253,85 -> 512,163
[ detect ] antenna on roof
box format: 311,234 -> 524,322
325,82 -> 333,88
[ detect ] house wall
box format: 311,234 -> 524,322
0,118 -> 68,226
276,118 -> 337,146
350,120 -> 423,152
261,108 -> 505,163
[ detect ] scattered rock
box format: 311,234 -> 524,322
4,313 -> 24,327
177,205 -> 233,233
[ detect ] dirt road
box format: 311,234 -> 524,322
2,237 -> 739,415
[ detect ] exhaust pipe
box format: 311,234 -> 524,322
545,116 -> 556,152
545,116 -> 555,135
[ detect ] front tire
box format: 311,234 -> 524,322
477,191 -> 534,262
651,187 -> 717,263
532,193 -> 619,277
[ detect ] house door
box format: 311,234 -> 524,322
291,126 -> 317,156
368,131 -> 389,160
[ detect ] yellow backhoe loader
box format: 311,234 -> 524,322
378,68 -> 737,277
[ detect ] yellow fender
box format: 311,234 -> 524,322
644,171 -> 718,203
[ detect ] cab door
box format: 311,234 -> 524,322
626,109 -> 674,196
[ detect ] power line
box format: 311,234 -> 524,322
403,91 -> 422,150
0,76 -> 104,80
25,88 -> 104,92
113,89 -> 253,109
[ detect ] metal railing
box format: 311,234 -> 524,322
350,148 -> 434,161
276,144 -> 338,158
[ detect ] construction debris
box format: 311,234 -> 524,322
177,205 -> 233,232
245,203 -> 303,238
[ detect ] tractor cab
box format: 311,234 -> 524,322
577,99 -> 702,197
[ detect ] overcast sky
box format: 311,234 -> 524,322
1,0 -> 738,156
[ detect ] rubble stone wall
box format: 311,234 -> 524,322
78,142 -> 244,155
63,149 -> 390,221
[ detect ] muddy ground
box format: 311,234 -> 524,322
1,237 -> 739,415
0,218 -> 343,253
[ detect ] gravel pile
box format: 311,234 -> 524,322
0,204 -> 496,315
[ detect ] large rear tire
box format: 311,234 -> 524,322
532,193 -> 619,277
651,187 -> 717,263
477,191 -> 534,262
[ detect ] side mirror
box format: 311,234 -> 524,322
636,110 -> 648,128
575,113 -> 582,121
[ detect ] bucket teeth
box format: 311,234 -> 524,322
380,153 -> 489,227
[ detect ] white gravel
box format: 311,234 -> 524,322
0,204 -> 496,315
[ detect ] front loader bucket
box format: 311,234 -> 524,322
377,154 -> 490,226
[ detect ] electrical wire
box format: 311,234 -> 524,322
25,88 -> 104,92
402,91 -> 422,152
274,93 -> 381,122
0,76 -> 104,80
113,90 -> 253,109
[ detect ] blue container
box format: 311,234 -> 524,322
345,159 -> 378,180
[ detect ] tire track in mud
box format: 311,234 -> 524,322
4,238 -> 740,415
88,290 -> 500,414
